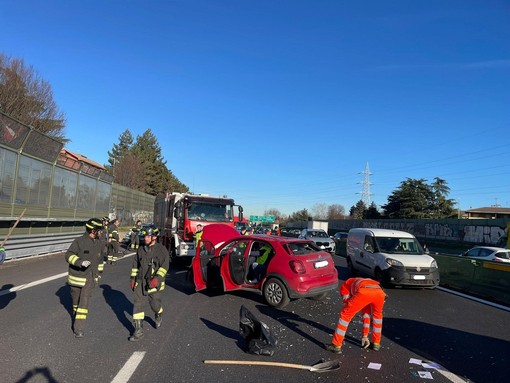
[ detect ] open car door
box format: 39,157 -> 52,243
192,224 -> 241,291
219,239 -> 251,291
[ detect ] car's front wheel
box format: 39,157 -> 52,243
263,278 -> 290,308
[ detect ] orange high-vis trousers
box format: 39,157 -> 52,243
332,286 -> 385,347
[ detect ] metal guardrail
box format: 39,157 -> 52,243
432,253 -> 510,307
1,232 -> 82,261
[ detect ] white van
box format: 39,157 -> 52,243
346,228 -> 439,288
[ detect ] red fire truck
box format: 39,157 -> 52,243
154,192 -> 243,262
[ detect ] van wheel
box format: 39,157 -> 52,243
346,257 -> 356,276
264,278 -> 290,308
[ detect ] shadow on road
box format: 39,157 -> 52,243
256,304 -> 360,348
384,317 -> 508,382
55,285 -> 72,319
200,317 -> 245,351
0,283 -> 16,309
15,366 -> 59,383
100,284 -> 133,332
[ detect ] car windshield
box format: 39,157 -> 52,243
285,242 -> 321,255
375,236 -> 422,254
187,202 -> 232,222
308,231 -> 328,238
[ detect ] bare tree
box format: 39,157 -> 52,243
311,203 -> 328,220
0,53 -> 66,140
114,153 -> 145,189
327,204 -> 346,219
264,208 -> 283,222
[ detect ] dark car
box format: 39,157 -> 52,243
192,224 -> 338,308
332,232 -> 348,245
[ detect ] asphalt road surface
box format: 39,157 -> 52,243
1,250 -> 509,383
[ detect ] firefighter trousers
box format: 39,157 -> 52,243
70,278 -> 95,333
132,284 -> 163,321
332,286 -> 385,347
108,241 -> 119,262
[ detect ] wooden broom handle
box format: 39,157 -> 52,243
203,360 -> 310,370
0,208 -> 27,248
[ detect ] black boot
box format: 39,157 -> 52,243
129,319 -> 144,341
155,313 -> 162,329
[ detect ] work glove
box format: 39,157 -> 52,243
130,280 -> 136,290
81,260 -> 91,268
361,336 -> 370,349
149,278 -> 159,289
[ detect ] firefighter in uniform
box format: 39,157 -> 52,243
107,218 -> 120,264
130,220 -> 142,250
65,218 -> 104,338
326,277 -> 387,354
129,227 -> 169,341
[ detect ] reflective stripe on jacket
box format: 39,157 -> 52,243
65,233 -> 103,287
130,242 -> 170,295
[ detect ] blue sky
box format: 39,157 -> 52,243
1,0 -> 509,217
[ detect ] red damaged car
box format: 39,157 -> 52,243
191,224 -> 338,308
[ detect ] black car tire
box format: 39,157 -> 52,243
263,278 -> 290,308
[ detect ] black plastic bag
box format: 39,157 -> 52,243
239,305 -> 278,356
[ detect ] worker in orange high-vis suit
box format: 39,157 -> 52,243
326,278 -> 386,354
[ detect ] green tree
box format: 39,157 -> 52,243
130,129 -> 169,195
107,129 -> 134,173
382,178 -> 455,219
288,209 -> 311,222
430,177 -> 456,218
364,201 -> 381,219
349,200 -> 367,219
108,128 -> 189,195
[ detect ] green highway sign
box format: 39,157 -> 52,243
250,215 -> 275,223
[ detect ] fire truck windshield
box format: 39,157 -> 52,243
187,202 -> 232,222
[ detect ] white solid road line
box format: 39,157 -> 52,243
437,286 -> 510,312
0,252 -> 135,297
0,272 -> 68,297
111,352 -> 146,383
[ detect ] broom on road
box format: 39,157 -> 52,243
203,358 -> 340,373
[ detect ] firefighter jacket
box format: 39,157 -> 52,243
108,222 -> 119,242
130,242 -> 169,295
340,278 -> 382,302
132,223 -> 142,234
65,233 -> 103,287
256,244 -> 272,265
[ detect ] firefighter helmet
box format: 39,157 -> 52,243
85,218 -> 103,231
142,227 -> 160,237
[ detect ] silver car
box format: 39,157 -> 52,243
461,246 -> 510,263
298,229 -> 336,253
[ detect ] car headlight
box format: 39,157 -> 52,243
386,258 -> 403,267
430,260 -> 438,268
